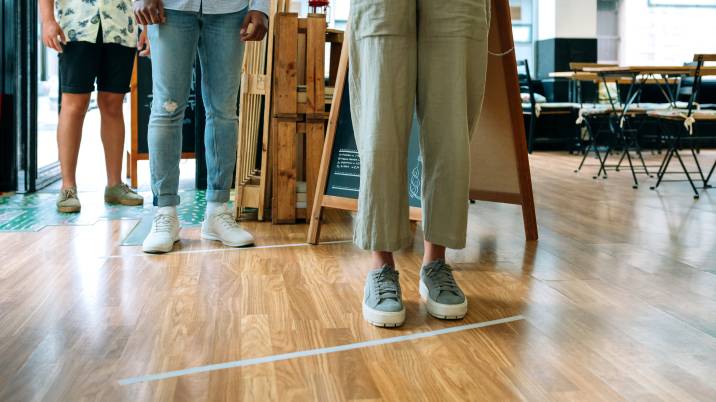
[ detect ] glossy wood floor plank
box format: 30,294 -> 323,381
1,151 -> 715,401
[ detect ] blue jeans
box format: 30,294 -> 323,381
147,8 -> 247,207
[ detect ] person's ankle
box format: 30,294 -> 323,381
158,206 -> 177,216
61,182 -> 77,190
205,201 -> 227,217
371,251 -> 395,268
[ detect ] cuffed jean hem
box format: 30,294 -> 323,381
206,189 -> 231,203
423,231 -> 467,251
155,194 -> 181,207
353,232 -> 414,252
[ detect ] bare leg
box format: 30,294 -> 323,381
422,240 -> 446,266
373,241 -> 445,268
372,251 -> 395,268
57,93 -> 91,190
97,91 -> 127,187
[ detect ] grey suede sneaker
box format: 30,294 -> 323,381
105,183 -> 144,206
419,260 -> 468,320
57,187 -> 81,213
362,265 -> 406,327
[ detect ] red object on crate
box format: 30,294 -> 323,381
309,0 -> 329,13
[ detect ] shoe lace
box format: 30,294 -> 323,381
152,214 -> 177,233
117,183 -> 133,194
215,211 -> 240,229
424,261 -> 460,296
61,188 -> 77,199
373,266 -> 400,302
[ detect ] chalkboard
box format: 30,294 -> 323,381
135,56 -> 197,154
324,79 -> 422,208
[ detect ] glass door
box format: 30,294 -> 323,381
35,6 -> 62,190
12,0 -> 61,193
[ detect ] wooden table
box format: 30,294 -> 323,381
581,65 -> 713,113
549,71 -> 679,84
583,65 -> 716,76
547,72 -> 602,103
547,71 -> 680,104
550,71 -> 601,82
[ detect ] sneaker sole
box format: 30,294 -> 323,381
362,303 -> 406,328
142,238 -> 180,254
200,231 -> 254,248
57,206 -> 81,213
105,197 -> 144,206
419,280 -> 468,320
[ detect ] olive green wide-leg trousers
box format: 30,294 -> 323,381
349,0 -> 491,251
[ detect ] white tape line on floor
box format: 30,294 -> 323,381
118,314 -> 525,385
105,239 -> 354,259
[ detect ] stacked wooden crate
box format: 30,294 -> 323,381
271,13 -> 329,224
232,1 -> 344,223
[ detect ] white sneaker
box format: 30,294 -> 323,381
142,212 -> 181,254
201,206 -> 255,247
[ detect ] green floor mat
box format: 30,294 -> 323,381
0,190 -> 220,246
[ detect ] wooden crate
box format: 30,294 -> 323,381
270,13 -> 336,224
232,4 -> 343,223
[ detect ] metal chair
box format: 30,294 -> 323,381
517,60 -> 580,153
648,54 -> 716,198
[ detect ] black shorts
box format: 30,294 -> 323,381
59,28 -> 136,94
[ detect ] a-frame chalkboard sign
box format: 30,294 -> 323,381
308,0 -> 538,244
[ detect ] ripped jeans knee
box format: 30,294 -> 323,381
162,100 -> 179,113
149,98 -> 186,127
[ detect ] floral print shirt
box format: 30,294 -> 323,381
55,0 -> 137,48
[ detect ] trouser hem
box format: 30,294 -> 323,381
206,189 -> 230,203
353,233 -> 414,252
155,195 -> 181,207
423,231 -> 466,250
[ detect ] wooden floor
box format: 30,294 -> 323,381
1,151 -> 715,402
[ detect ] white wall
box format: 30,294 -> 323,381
538,0 -> 557,39
538,0 -> 597,39
618,0 -> 716,65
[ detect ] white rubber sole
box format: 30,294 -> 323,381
362,303 -> 406,328
200,230 -> 255,248
142,237 -> 180,254
419,280 -> 468,320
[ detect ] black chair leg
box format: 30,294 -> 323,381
575,141 -> 592,172
528,114 -> 536,154
705,160 -> 716,188
575,120 -> 596,173
689,146 -> 707,186
595,144 -> 612,180
635,140 -> 651,178
651,147 -> 675,191
615,150 -> 627,172
674,150 -> 700,199
625,148 -> 639,189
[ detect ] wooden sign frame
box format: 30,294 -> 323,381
307,0 -> 538,244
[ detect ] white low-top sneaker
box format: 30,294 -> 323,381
201,206 -> 255,247
142,212 -> 181,254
